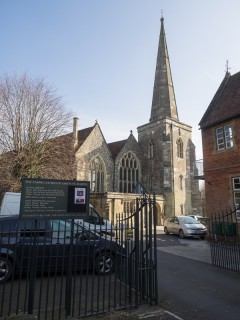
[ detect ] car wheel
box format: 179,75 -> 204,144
164,227 -> 169,235
0,257 -> 13,284
95,252 -> 115,275
200,236 -> 205,240
179,229 -> 185,239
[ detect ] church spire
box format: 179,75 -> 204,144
150,16 -> 179,122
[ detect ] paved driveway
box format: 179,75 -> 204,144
156,227 -> 211,263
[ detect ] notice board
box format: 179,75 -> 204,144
19,178 -> 90,219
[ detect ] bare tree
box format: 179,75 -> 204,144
0,73 -> 74,194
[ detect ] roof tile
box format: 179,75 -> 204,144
199,71 -> 240,128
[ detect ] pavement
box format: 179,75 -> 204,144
88,227 -> 211,320
88,304 -> 184,320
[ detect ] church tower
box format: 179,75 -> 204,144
138,16 -> 200,218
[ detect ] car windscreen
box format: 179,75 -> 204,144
179,217 -> 200,224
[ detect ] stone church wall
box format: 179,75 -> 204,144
169,119 -> 193,216
138,118 -> 197,218
138,121 -> 167,195
75,124 -> 114,192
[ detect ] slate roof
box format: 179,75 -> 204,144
76,126 -> 94,148
56,124 -> 129,160
199,71 -> 240,129
51,126 -> 94,149
107,139 -> 127,159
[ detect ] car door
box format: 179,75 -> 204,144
166,217 -> 175,233
171,217 -> 180,235
73,228 -> 99,271
16,219 -> 52,273
50,220 -> 97,272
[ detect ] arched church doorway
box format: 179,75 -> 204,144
156,202 -> 163,226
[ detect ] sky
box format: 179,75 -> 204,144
1,0 -> 240,159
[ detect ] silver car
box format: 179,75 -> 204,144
164,216 -> 207,239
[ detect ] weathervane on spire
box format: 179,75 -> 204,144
225,59 -> 231,74
161,10 -> 164,21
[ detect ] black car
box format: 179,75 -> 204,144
0,215 -> 124,284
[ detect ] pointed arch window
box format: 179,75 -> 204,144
119,152 -> 140,193
177,138 -> 183,158
89,156 -> 105,193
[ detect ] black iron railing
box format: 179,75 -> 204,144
0,195 -> 158,319
208,207 -> 240,272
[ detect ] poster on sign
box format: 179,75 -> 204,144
74,187 -> 86,204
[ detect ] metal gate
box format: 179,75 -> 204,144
0,194 -> 158,319
116,194 -> 158,306
208,207 -> 240,272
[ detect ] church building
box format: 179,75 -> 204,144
72,17 -> 201,224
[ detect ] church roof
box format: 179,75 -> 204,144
76,126 -> 95,147
107,139 -> 127,159
199,71 -> 240,129
57,125 -> 95,149
150,16 -> 179,122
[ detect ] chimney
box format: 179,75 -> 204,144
73,117 -> 79,149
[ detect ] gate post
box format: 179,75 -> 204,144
134,198 -> 140,306
148,196 -> 153,303
65,219 -> 74,317
153,193 -> 158,304
28,219 -> 38,314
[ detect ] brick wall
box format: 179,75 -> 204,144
202,117 -> 240,214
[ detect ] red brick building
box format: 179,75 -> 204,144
199,71 -> 240,217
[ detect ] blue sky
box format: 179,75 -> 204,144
1,0 -> 240,159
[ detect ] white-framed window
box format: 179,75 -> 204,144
89,156 -> 105,193
216,125 -> 233,150
177,138 -> 183,158
232,177 -> 240,219
119,152 -> 140,193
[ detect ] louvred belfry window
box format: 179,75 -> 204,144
119,152 -> 140,193
177,138 -> 183,158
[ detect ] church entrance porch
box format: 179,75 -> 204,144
90,192 -> 165,226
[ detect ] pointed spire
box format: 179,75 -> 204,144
150,16 -> 179,122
